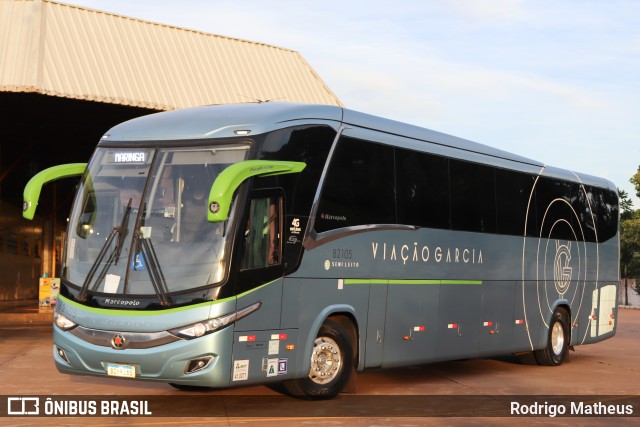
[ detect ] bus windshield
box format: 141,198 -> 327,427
63,144 -> 249,302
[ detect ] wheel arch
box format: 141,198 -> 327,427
539,301 -> 571,349
534,303 -> 572,366
302,305 -> 361,374
555,303 -> 572,345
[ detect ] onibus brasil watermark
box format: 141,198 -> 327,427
5,397 -> 151,416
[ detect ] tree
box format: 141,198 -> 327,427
621,211 -> 640,304
619,189 -> 634,220
631,166 -> 640,199
620,184 -> 640,304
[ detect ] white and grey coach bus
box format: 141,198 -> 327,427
23,102 -> 619,398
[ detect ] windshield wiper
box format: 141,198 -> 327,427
123,202 -> 172,307
77,199 -> 133,302
138,236 -> 171,307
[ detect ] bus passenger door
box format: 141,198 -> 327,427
233,189 -> 285,332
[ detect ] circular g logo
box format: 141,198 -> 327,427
554,241 -> 573,296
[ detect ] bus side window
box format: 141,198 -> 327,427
241,195 -> 282,270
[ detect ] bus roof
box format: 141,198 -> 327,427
103,102 -> 539,163
100,102 -> 615,191
102,103 -> 343,142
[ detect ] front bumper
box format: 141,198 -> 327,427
53,324 -> 234,387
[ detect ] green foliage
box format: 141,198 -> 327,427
631,166 -> 640,199
619,189 -> 634,220
620,167 -> 640,296
621,210 -> 640,289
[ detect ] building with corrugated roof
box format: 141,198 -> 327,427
0,0 -> 342,302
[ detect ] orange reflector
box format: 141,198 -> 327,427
574,323 -> 579,328
403,336 -> 411,341
286,344 -> 295,350
489,330 -> 495,335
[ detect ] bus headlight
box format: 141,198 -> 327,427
54,312 -> 77,331
171,301 -> 261,339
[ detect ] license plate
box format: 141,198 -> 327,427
106,362 -> 136,378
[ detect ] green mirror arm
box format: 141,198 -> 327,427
207,160 -> 306,222
23,163 -> 87,220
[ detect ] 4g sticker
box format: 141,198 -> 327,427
287,217 -> 304,245
290,218 -> 302,235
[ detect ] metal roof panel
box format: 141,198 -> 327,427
1,0 -> 342,109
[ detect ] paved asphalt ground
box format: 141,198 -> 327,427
0,306 -> 639,426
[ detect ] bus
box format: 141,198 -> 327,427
23,102 -> 619,398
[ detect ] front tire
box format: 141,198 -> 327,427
282,319 -> 354,399
534,308 -> 569,366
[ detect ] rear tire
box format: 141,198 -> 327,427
534,308 -> 569,366
282,319 -> 354,399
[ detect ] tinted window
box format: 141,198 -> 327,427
396,148 -> 450,228
589,187 -> 618,242
495,168 -> 536,236
534,178 -> 577,240
310,134 -> 616,243
450,159 -> 497,233
259,126 -> 336,215
316,137 -> 395,232
241,195 -> 282,270
576,185 -> 597,243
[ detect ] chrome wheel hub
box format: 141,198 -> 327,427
551,321 -> 565,356
309,336 -> 342,384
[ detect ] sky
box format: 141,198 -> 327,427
66,0 -> 640,207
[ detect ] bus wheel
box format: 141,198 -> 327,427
283,319 -> 353,399
534,308 -> 569,366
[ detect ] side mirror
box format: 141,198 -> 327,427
207,160 -> 306,222
23,163 -> 87,220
